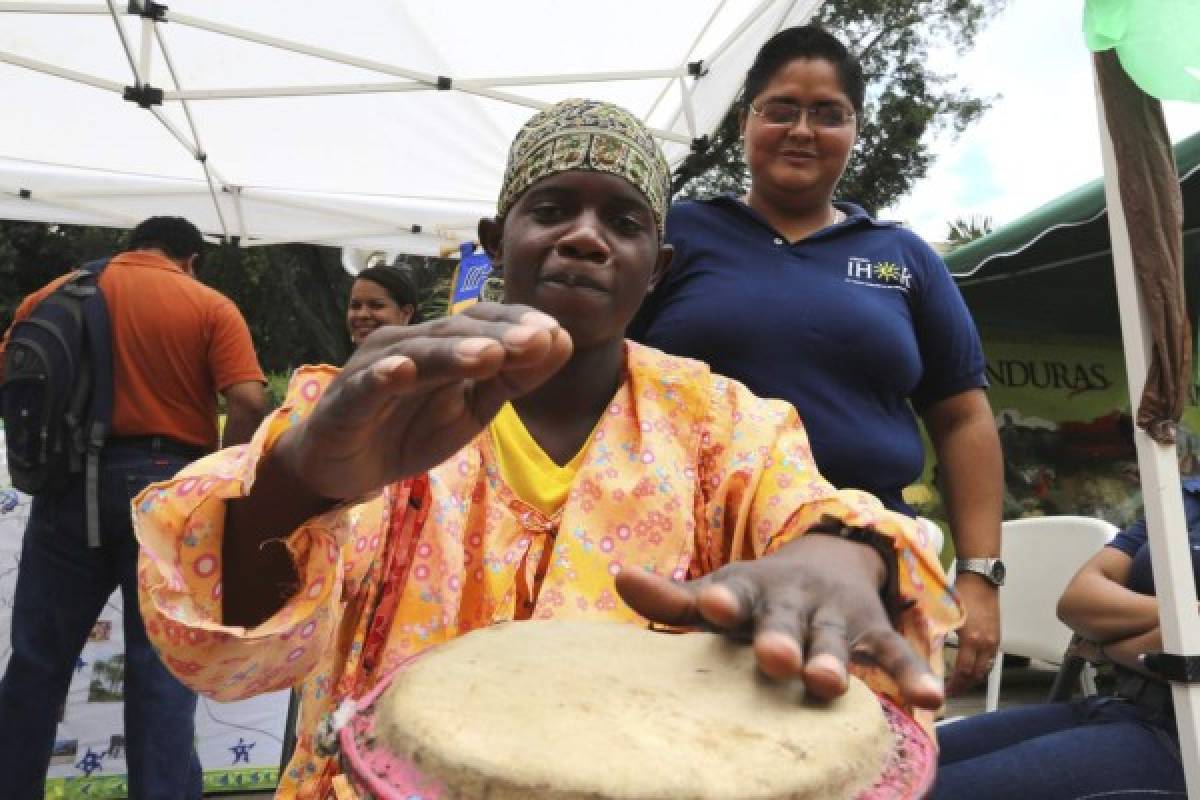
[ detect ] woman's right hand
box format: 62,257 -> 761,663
278,303 -> 572,500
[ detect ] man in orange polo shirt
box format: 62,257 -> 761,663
0,217 -> 266,798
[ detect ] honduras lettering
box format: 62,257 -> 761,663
986,359 -> 1112,395
845,257 -> 913,291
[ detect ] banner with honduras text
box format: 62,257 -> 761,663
908,336 -> 1200,542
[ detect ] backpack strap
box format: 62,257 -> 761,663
69,258 -> 112,548
62,266 -> 101,473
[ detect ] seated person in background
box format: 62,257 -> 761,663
134,99 -> 959,799
932,477 -> 1200,799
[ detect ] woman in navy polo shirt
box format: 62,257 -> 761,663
630,24 -> 1003,696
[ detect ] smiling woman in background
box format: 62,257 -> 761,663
347,264 -> 419,347
630,24 -> 1003,696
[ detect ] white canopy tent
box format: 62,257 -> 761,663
0,0 -> 820,258
9,4 -> 1200,794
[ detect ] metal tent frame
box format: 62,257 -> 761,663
0,0 -> 821,255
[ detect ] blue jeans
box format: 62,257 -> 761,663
933,697 -> 1185,799
0,442 -> 203,799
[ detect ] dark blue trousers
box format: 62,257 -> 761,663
934,696 -> 1185,799
0,442 -> 203,799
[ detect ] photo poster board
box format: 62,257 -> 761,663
907,335 -> 1200,559
0,430 -> 288,798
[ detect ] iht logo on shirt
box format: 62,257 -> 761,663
845,257 -> 913,292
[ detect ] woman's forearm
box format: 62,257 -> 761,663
1102,628 -> 1164,676
924,391 -> 1002,560
1058,569 -> 1160,642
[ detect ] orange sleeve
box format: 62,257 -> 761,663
206,298 -> 265,391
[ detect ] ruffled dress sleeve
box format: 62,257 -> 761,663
134,365 -> 387,701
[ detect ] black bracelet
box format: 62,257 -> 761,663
806,516 -> 909,624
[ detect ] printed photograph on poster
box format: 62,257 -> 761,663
107,734 -> 126,759
89,619 -> 112,642
50,739 -> 78,766
88,654 -> 126,702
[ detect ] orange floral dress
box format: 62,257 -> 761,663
134,342 -> 962,799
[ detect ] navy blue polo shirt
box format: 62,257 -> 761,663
629,195 -> 987,514
1109,477 -> 1200,595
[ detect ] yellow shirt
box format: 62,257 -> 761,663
487,402 -> 589,516
134,342 -> 962,800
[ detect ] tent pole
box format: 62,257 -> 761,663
152,22 -> 237,241
704,0 -> 787,69
645,0 -> 728,120
166,10 -> 692,144
0,50 -> 123,93
104,0 -> 140,85
1093,65 -> 1200,796
137,14 -> 153,82
0,2 -> 107,14
678,76 -> 699,140
662,0 -> 817,142
228,186 -> 248,244
165,69 -> 688,102
2,186 -> 144,227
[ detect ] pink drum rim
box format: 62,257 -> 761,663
338,658 -> 936,800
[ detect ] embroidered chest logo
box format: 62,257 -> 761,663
845,257 -> 913,292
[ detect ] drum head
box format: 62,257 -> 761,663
338,623 -> 936,800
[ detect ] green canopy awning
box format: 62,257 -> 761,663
943,130 -> 1200,340
946,129 -> 1200,280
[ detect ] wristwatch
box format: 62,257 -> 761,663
957,558 -> 1006,587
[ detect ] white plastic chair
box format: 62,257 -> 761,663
975,516 -> 1118,711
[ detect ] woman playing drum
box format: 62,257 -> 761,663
134,99 -> 960,799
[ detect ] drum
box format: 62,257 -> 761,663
336,621 -> 935,799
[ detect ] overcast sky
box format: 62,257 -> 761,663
883,0 -> 1200,242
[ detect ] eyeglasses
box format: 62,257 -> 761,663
749,99 -> 856,129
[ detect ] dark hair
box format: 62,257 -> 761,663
126,216 -> 206,261
356,265 -> 421,323
740,25 -> 865,114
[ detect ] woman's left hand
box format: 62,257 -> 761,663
615,533 -> 944,710
946,574 -> 1001,695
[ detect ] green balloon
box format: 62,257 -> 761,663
1085,0 -> 1200,102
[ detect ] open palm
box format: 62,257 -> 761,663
285,303 -> 572,500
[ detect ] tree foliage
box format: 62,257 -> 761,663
945,214 -> 994,248
673,0 -> 1007,214
396,254 -> 457,322
198,242 -> 356,370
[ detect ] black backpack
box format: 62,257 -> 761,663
1,259 -> 114,546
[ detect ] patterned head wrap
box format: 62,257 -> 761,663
496,98 -> 671,236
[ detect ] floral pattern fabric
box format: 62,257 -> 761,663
135,342 -> 962,799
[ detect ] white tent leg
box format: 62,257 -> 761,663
983,651 -> 1003,712
1093,66 -> 1200,797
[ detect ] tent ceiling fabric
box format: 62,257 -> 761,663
0,0 -> 820,255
